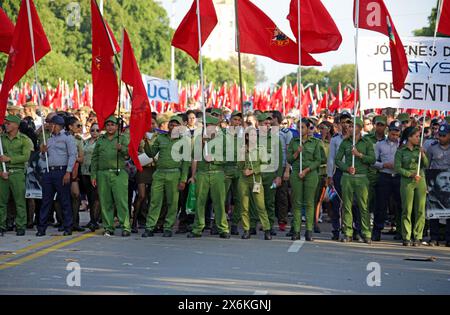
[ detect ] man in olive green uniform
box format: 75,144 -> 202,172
252,113 -> 282,235
142,116 -> 189,237
0,115 -> 33,236
188,115 -> 230,238
287,118 -> 321,241
91,116 -> 131,237
226,111 -> 243,235
335,117 -> 376,243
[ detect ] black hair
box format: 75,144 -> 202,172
400,126 -> 419,145
19,119 -> 38,151
186,110 -> 196,117
271,111 -> 282,124
65,116 -> 79,131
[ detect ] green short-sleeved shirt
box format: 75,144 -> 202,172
1,132 -> 33,169
287,136 -> 321,173
335,136 -> 376,175
394,145 -> 429,178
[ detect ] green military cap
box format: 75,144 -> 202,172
23,101 -> 37,108
373,115 -> 387,125
210,108 -> 223,115
256,112 -> 272,122
444,116 -> 450,124
231,110 -> 242,118
205,114 -> 220,125
7,104 -> 22,111
105,115 -> 118,124
169,115 -> 183,125
308,116 -> 318,126
156,116 -> 169,125
353,117 -> 364,127
5,114 -> 21,124
397,113 -> 410,122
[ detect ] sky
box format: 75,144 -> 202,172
160,0 -> 436,86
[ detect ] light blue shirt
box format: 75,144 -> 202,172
374,138 -> 400,175
41,131 -> 77,172
327,133 -> 344,177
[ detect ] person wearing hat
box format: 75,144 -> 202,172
6,103 -> 22,118
187,114 -> 230,238
397,113 -> 411,130
23,101 -> 42,130
0,115 -> 33,236
423,118 -> 443,152
394,126 -> 429,246
372,120 -> 402,241
91,115 -> 131,237
335,117 -> 376,243
251,112 -> 282,236
426,123 -> 450,247
37,114 -> 78,237
287,118 -> 322,241
141,115 -> 189,238
226,110 -> 243,235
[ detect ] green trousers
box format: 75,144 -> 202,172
0,171 -> 26,231
191,171 -> 229,235
239,175 -> 270,232
225,166 -> 241,226
290,170 -> 319,233
367,171 -> 378,214
341,174 -> 371,238
145,169 -> 180,231
97,170 -> 130,233
249,173 -> 276,229
400,177 -> 426,241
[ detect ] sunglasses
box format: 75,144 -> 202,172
90,129 -> 99,132
376,122 -> 386,126
76,124 -> 82,128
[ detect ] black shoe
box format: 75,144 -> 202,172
291,232 -> 300,241
331,231 -> 340,241
286,227 -> 294,237
153,227 -> 164,233
305,230 -> 313,241
6,225 -> 14,232
26,224 -> 34,229
230,225 -> 239,235
16,229 -> 25,236
249,227 -> 257,235
58,226 -> 65,232
264,230 -> 272,240
362,237 -> 372,244
175,227 -> 188,234
428,240 -> 439,247
371,231 -> 381,242
162,230 -> 173,237
122,230 -> 131,237
394,233 -> 402,240
446,241 -> 450,247
314,224 -> 321,233
413,240 -> 421,247
219,232 -> 230,239
53,223 -> 62,228
340,236 -> 352,243
73,226 -> 85,232
270,228 -> 277,236
63,230 -> 72,236
241,231 -> 251,239
131,227 -> 138,234
210,226 -> 219,235
403,240 -> 411,247
352,232 -> 361,242
88,224 -> 97,232
36,231 -> 46,237
0,230 -> 4,237
187,232 -> 201,238
141,230 -> 154,238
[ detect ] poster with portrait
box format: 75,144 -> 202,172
25,152 -> 44,199
426,169 -> 450,219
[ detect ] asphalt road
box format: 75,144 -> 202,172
1,212 -> 449,295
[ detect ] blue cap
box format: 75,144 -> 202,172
51,115 -> 65,126
438,123 -> 449,136
388,120 -> 401,131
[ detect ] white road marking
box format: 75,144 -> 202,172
253,290 -> 268,295
288,239 -> 305,253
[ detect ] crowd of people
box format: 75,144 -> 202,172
0,100 -> 449,247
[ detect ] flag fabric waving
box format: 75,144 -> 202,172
121,29 -> 152,172
0,0 -> 51,124
91,0 -> 121,129
0,7 -> 14,54
171,0 -> 218,63
237,0 -> 321,66
438,0 -> 450,35
355,0 -> 408,92
287,0 -> 342,54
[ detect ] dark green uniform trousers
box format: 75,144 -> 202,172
0,170 -> 26,231
225,166 -> 241,226
97,170 -> 130,233
341,174 -> 371,238
400,177 -> 426,241
290,170 -> 319,233
145,169 -> 181,231
192,171 -> 229,235
239,175 -> 270,232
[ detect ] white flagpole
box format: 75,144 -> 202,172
297,0 -> 303,172
26,0 -> 49,172
352,0 -> 360,169
417,0 -> 443,176
0,136 -> 7,174
195,0 -> 208,143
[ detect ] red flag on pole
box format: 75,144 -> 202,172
329,82 -> 342,113
0,7 -> 14,54
237,0 -> 321,66
171,0 -> 218,63
0,0 -> 51,124
121,29 -> 152,172
287,0 -> 342,54
91,0 -> 120,129
438,0 -> 450,35
355,0 -> 408,92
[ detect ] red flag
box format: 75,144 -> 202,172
341,90 -> 358,110
237,0 -> 321,66
301,87 -> 312,117
355,0 -> 408,92
72,81 -> 80,110
329,83 -> 342,113
171,0 -> 217,63
438,0 -> 450,35
0,7 -> 14,54
318,91 -> 328,111
0,0 -> 51,124
51,79 -> 62,109
287,0 -> 342,53
91,0 -> 120,129
121,29 -> 152,172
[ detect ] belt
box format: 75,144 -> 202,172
107,169 -> 121,172
343,173 -> 366,178
157,168 -> 180,172
7,168 -> 24,174
380,172 -> 399,178
197,170 -> 223,174
48,166 -> 67,171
